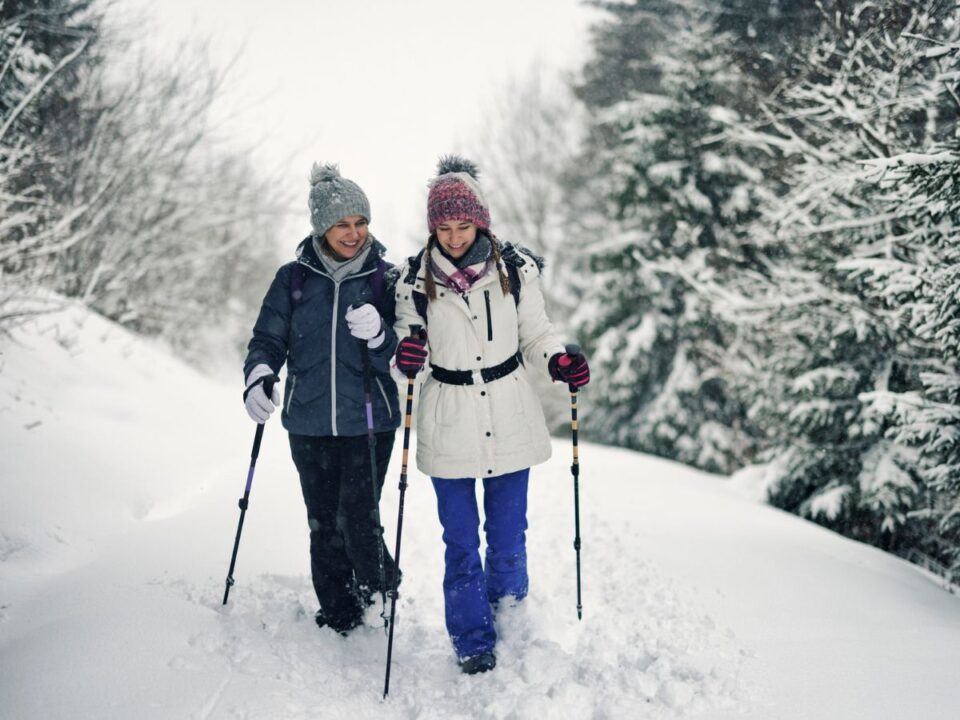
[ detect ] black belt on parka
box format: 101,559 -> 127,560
430,351 -> 523,386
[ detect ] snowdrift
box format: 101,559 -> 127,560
2,301 -> 959,719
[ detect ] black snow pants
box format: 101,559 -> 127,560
288,431 -> 396,626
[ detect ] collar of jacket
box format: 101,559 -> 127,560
295,234 -> 387,276
402,239 -> 543,288
401,247 -> 502,298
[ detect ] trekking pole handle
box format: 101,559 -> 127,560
242,373 -> 279,406
563,343 -> 581,394
261,375 -> 277,401
399,324 -> 426,379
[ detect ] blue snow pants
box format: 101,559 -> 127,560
431,468 -> 529,659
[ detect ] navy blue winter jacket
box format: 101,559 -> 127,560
244,237 -> 400,437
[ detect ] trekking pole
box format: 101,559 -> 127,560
223,374 -> 279,606
564,343 -> 584,620
351,303 -> 389,633
384,324 -> 424,699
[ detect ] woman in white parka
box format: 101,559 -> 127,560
392,156 -> 590,674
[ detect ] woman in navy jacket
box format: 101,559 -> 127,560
243,164 -> 400,635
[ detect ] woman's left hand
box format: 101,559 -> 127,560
346,303 -> 385,348
549,351 -> 590,388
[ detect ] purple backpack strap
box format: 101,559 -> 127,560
290,263 -> 306,307
370,258 -> 388,311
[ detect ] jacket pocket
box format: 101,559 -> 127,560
286,374 -> 297,413
375,377 -> 393,419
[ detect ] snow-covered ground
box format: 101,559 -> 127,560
2,301 -> 959,719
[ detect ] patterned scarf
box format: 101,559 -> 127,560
428,235 -> 492,297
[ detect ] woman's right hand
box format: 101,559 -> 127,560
244,364 -> 281,423
395,335 -> 428,376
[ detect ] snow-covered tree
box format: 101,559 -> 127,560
1,4 -> 284,362
566,2 -> 768,472
842,126 -> 960,571
888,140 -> 960,575
719,0 -> 958,556
563,0 -> 958,571
47,42 -> 285,356
0,0 -> 98,312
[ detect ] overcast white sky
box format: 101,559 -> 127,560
116,0 -> 601,260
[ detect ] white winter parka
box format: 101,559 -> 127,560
393,243 -> 565,480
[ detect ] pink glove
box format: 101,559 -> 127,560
395,334 -> 428,376
549,351 -> 590,388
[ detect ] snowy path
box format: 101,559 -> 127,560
1,435 -> 747,719
2,304 -> 960,719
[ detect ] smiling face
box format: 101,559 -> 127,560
323,215 -> 368,259
435,220 -> 477,260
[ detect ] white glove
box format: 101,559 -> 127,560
244,364 -> 280,423
345,303 -> 385,348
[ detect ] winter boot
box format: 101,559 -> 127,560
459,651 -> 497,675
314,608 -> 363,637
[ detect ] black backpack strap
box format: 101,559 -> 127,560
369,258 -> 389,309
399,249 -> 429,325
499,241 -> 543,308
413,291 -> 428,324
499,241 -> 545,273
372,258 -> 399,326
506,263 -> 521,307
403,248 -> 425,285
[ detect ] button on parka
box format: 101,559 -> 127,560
244,236 -> 400,437
393,242 -> 565,479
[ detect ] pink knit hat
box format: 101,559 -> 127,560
427,155 -> 491,232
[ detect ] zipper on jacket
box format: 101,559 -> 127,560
483,290 -> 493,341
302,260 -> 378,438
330,281 -> 341,436
375,377 -> 393,419
286,374 -> 297,413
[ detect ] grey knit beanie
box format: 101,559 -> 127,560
308,163 -> 371,236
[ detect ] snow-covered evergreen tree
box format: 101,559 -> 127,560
720,0 -> 958,556
843,124 -> 960,573
565,0 -> 958,569
889,139 -> 960,576
566,3 -> 769,472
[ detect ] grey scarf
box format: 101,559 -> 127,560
313,235 -> 373,283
